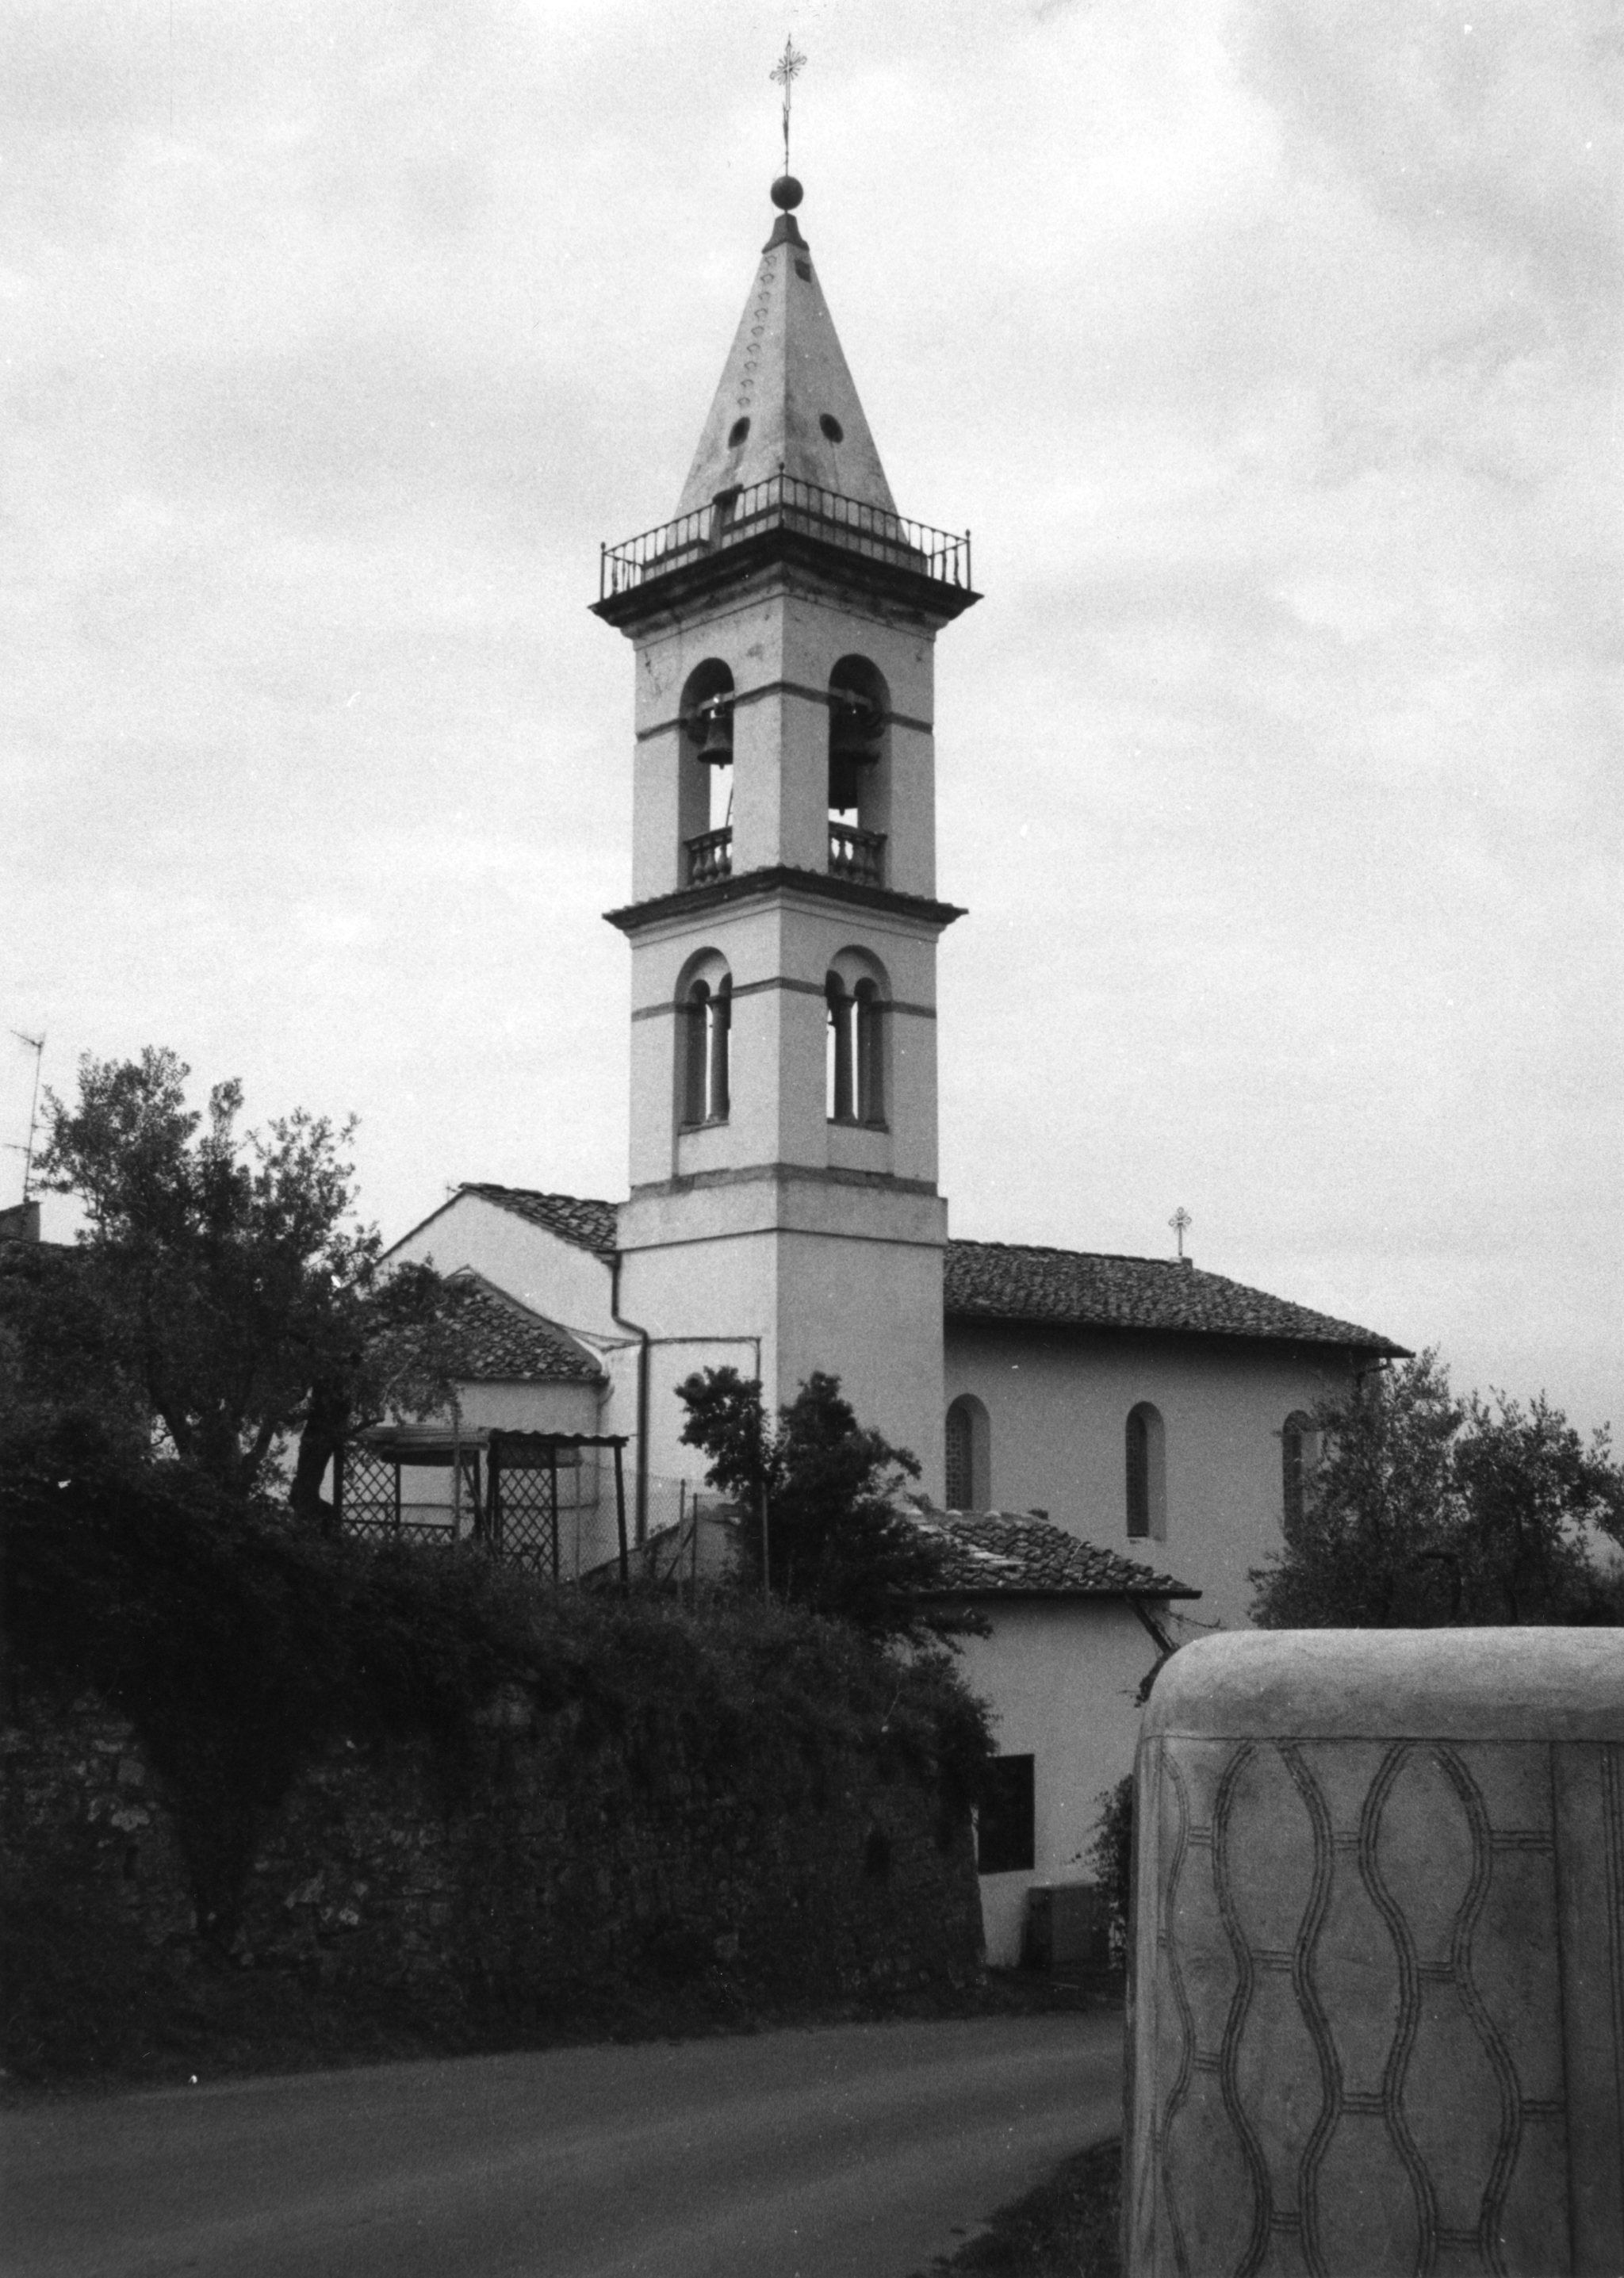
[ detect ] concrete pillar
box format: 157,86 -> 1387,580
1126,1629 -> 1624,2278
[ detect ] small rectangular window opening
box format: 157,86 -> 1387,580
977,1754 -> 1036,1875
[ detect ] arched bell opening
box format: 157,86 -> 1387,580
826,656 -> 888,885
679,660 -> 735,884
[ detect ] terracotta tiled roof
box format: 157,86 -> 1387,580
944,1240 -> 1406,1355
442,1272 -> 604,1384
913,1510 -> 1198,1599
457,1185 -> 619,1258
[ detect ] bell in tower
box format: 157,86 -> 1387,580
828,669 -> 883,815
691,692 -> 734,769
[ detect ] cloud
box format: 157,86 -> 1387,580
3,0 -> 1618,1429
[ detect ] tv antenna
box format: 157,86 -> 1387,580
9,1031 -> 45,1200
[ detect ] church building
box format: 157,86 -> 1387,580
377,174 -> 1406,1962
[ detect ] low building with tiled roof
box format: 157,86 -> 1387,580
914,1510 -> 1198,1602
384,1185 -> 627,1368
897,1505 -> 1202,1972
384,1179 -> 1404,1645
452,1185 -> 619,1259
438,1271 -> 605,1384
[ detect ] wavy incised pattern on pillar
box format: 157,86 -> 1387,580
1150,1736 -> 1583,2278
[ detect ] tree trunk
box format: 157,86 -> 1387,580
291,1382 -> 350,1533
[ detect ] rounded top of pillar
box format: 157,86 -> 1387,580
1143,1628 -> 1624,1744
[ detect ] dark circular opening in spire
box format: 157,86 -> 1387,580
728,416 -> 751,447
770,174 -> 803,212
819,413 -> 844,444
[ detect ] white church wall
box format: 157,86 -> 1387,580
944,1325 -> 1360,1629
617,1189 -> 948,1501
454,1382 -> 603,1436
389,1194 -> 619,1342
952,1597 -> 1159,1969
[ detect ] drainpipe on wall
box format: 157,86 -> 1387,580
609,1251 -> 651,1549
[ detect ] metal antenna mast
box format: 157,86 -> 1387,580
9,1030 -> 45,1200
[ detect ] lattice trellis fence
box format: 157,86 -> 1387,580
339,1431 -> 630,1587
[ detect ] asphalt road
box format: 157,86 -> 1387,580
2,2011 -> 1123,2278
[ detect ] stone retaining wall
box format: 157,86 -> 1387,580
2,1679 -> 985,2054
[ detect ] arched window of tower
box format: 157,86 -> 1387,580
679,955 -> 732,1128
680,660 -> 735,886
825,951 -> 888,1128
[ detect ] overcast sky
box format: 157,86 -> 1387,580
4,0 -> 1619,1432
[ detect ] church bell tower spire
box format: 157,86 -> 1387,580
593,174 -> 979,1497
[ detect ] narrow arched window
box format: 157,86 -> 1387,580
945,1404 -> 971,1510
944,1395 -> 990,1510
683,974 -> 730,1124
826,974 -> 854,1121
684,980 -> 710,1126
828,968 -> 887,1126
853,979 -> 884,1124
1125,1403 -> 1166,1541
710,974 -> 731,1120
1281,1411 -> 1316,1530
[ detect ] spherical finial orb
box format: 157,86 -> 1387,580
770,174 -> 804,212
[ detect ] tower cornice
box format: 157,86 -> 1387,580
603,863 -> 966,940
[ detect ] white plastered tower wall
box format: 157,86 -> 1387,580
596,186 -> 978,1495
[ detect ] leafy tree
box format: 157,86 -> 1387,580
676,1366 -> 972,1642
31,1047 -> 456,1518
1251,1351 -> 1624,1629
1089,1772 -> 1136,1968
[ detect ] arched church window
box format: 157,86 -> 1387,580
1281,1411 -> 1317,1530
682,970 -> 730,1126
825,964 -> 887,1126
944,1395 -> 990,1510
1125,1403 -> 1166,1541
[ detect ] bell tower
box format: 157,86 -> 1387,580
593,175 -> 977,1495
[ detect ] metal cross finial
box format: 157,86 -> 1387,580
1169,1207 -> 1193,1261
770,36 -> 806,174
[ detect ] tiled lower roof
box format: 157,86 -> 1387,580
945,1240 -> 1406,1355
442,1272 -> 604,1384
458,1184 -> 619,1258
914,1511 -> 1198,1599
